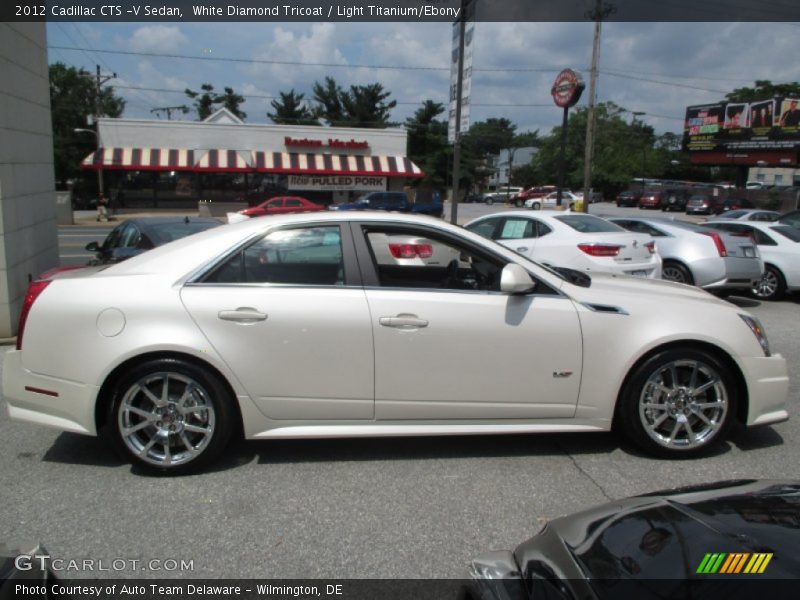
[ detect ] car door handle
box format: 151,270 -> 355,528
379,314 -> 429,329
218,307 -> 268,323
516,246 -> 529,252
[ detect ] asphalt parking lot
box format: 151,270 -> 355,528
3,202 -> 798,580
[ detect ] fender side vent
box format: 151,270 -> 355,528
582,303 -> 629,315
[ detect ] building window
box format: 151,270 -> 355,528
774,174 -> 783,185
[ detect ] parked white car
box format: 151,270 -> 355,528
609,217 -> 763,292
701,220 -> 800,300
707,209 -> 780,223
524,191 -> 580,210
466,211 -> 662,279
4,213 -> 787,472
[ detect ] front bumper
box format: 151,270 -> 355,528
740,354 -> 790,427
2,350 -> 99,435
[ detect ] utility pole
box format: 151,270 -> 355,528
581,0 -> 615,212
151,105 -> 189,120
449,6 -> 467,225
94,65 -> 116,199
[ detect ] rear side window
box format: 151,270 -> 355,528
203,226 -> 345,285
771,225 -> 800,242
554,215 -> 625,233
498,218 -> 536,240
614,220 -> 667,237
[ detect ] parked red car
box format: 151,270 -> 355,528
239,196 -> 326,217
513,185 -> 557,207
638,190 -> 665,209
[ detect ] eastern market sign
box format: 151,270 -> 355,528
284,136 -> 370,150
551,69 -> 585,108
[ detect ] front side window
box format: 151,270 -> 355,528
204,226 -> 345,285
363,226 -> 507,292
285,199 -> 302,207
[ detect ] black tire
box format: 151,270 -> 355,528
485,197 -> 494,205
661,261 -> 694,285
514,198 -> 524,208
751,264 -> 786,301
531,201 -> 541,211
107,358 -> 235,473
617,348 -> 737,458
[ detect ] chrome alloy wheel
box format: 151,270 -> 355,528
638,359 -> 728,450
662,265 -> 688,284
753,270 -> 779,299
117,372 -> 216,467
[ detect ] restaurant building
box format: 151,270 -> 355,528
81,108 -> 424,208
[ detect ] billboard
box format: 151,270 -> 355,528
684,97 -> 800,152
448,15 -> 475,143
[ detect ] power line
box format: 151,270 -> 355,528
600,71 -> 729,94
47,45 -> 567,74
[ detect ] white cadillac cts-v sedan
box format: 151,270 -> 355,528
3,213 -> 789,472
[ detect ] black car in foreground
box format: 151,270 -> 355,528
465,480 -> 800,600
86,216 -> 222,264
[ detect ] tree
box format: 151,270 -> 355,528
726,80 -> 800,102
185,84 -> 247,120
185,83 -> 217,120
462,118 -> 517,156
405,100 -> 449,188
311,77 -> 397,128
268,89 -> 317,125
216,87 -> 246,120
49,62 -> 126,187
530,102 -> 674,196
312,77 -> 346,125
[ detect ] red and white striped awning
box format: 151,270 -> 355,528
82,148 -> 424,178
194,149 -> 250,172
251,152 -> 424,178
81,148 -> 196,171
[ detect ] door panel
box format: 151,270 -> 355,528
367,290 -> 582,419
181,287 -> 374,420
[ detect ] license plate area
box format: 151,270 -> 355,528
629,270 -> 648,278
743,246 -> 756,258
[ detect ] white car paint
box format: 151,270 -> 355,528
2,212 -> 788,469
524,191 -> 579,209
466,211 -> 662,279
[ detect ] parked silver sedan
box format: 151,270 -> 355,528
708,209 -> 780,222
608,217 -> 763,292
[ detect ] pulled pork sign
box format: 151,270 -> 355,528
288,175 -> 386,191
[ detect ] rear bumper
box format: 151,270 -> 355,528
741,354 -> 790,427
2,350 -> 98,435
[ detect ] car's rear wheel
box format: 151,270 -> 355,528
617,348 -> 735,457
485,197 -> 494,205
531,201 -> 541,210
514,198 -> 524,207
662,261 -> 694,285
751,265 -> 786,301
109,359 -> 234,473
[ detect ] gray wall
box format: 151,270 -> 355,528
0,23 -> 59,337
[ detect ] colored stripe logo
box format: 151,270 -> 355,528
696,552 -> 773,574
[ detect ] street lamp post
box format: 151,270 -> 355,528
74,127 -> 103,200
632,112 -> 646,189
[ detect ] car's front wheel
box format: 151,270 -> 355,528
752,265 -> 786,301
531,201 -> 541,210
109,359 -> 235,473
617,348 -> 736,457
485,197 -> 494,205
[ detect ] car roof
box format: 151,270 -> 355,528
123,216 -> 221,227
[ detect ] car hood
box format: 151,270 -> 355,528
562,270 -> 731,310
514,480 -> 800,581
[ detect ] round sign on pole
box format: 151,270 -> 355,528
551,69 -> 585,108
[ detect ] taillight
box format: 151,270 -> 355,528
702,231 -> 728,257
389,243 -> 433,259
16,280 -> 51,350
645,241 -> 656,254
578,243 -> 622,257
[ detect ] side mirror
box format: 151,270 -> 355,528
85,241 -> 99,252
500,264 -> 536,294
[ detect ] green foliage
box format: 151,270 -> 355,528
405,100 -> 449,188
185,83 -> 247,120
267,89 -> 317,125
462,118 -> 517,156
49,62 -> 125,186
726,80 -> 800,102
311,77 -> 397,128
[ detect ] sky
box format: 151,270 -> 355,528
46,21 -> 800,137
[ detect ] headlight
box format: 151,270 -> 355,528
739,314 -> 771,356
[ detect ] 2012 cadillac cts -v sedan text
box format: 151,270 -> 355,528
3,213 -> 789,472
